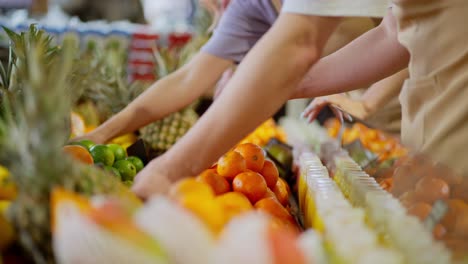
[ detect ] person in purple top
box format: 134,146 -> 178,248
78,0 -> 409,198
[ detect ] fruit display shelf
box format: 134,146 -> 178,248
281,117 -> 465,263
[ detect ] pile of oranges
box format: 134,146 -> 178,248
169,143 -> 297,234
239,119 -> 287,146
384,155 -> 468,259
325,119 -> 407,162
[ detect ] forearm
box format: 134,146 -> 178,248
163,14 -> 341,177
93,53 -> 232,142
293,9 -> 409,99
362,68 -> 408,113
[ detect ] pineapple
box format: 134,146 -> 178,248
80,40 -> 149,122
0,26 -> 140,264
139,47 -> 200,155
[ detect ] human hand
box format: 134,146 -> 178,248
131,156 -> 180,200
302,94 -> 367,123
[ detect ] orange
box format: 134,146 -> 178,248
169,178 -> 215,200
407,202 -> 432,221
63,145 -> 94,165
415,177 -> 450,204
215,192 -> 253,223
217,151 -> 247,180
454,207 -> 468,238
263,188 -> 278,200
273,178 -> 290,206
260,159 -> 279,189
232,171 -> 268,204
267,223 -> 305,264
255,197 -> 294,224
441,199 -> 468,231
234,143 -> 265,172
196,169 -> 230,196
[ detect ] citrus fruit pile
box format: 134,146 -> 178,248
64,140 -> 144,186
169,143 -> 297,234
239,119 -> 287,146
325,119 -> 407,162
382,155 -> 468,257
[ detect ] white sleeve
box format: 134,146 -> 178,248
282,0 -> 390,18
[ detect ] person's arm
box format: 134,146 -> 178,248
361,68 -> 408,113
292,9 -> 410,99
302,68 -> 408,121
81,53 -> 232,143
132,13 -> 341,198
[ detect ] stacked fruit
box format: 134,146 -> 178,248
64,140 -> 144,186
239,118 -> 287,146
0,166 -> 16,252
325,119 -> 407,162
169,143 -> 297,234
379,155 -> 468,260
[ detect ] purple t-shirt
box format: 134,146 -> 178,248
201,0 -> 282,63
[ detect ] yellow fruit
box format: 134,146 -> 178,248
169,178 -> 215,200
0,201 -> 15,250
110,133 -> 138,146
215,192 -> 253,224
0,200 -> 10,215
0,167 -> 16,200
179,194 -> 225,234
0,166 -> 8,178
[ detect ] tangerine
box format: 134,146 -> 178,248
441,199 -> 468,231
273,178 -> 290,206
260,159 -> 279,189
63,145 -> 94,165
255,197 -> 294,224
454,208 -> 468,238
196,169 -> 230,195
217,151 -> 247,180
232,171 -> 267,204
407,202 -> 432,221
263,188 -> 278,200
234,143 -> 265,172
415,177 -> 450,204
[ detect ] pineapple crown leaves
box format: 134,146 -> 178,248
0,32 -> 78,192
0,46 -> 15,91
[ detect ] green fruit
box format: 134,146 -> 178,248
113,160 -> 137,181
104,166 -> 121,180
125,156 -> 144,172
70,139 -> 95,151
123,180 -> 133,187
107,143 -> 127,161
90,145 -> 115,166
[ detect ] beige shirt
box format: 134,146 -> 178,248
282,0 -> 390,17
393,0 -> 468,175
